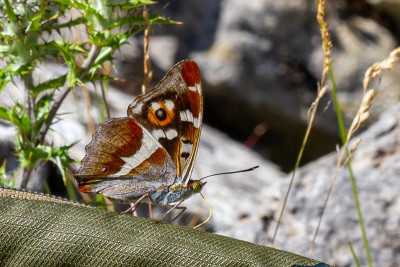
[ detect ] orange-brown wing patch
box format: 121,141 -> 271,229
181,60 -> 201,86
75,117 -> 177,202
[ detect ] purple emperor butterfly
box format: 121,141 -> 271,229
74,60 -> 205,208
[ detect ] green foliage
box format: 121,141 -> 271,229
0,160 -> 15,187
0,1 -> 174,195
94,194 -> 109,210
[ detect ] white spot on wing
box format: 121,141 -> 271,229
188,86 -> 197,92
165,129 -> 178,139
181,141 -> 192,154
186,110 -> 194,123
193,117 -> 200,128
164,99 -> 175,111
180,110 -> 188,122
152,129 -> 165,140
131,102 -> 143,114
196,84 -> 202,93
180,109 -> 200,128
151,101 -> 161,111
152,128 -> 178,140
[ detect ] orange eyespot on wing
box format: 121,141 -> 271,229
147,100 -> 175,127
125,60 -> 203,184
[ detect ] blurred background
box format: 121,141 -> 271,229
111,0 -> 400,171
1,0 -> 400,266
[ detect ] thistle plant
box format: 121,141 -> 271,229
0,0 -> 173,191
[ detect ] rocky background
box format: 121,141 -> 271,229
1,0 -> 400,266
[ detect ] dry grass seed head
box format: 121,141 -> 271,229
363,47 -> 400,91
317,0 -> 332,70
347,89 -> 375,140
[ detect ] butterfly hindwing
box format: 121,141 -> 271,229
75,117 -> 177,202
127,60 -> 203,184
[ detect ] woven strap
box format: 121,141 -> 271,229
0,187 -> 331,267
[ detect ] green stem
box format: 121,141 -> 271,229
329,66 -> 373,267
23,73 -> 35,140
348,241 -> 362,267
17,74 -> 35,188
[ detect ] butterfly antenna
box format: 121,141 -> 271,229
199,165 -> 259,181
194,192 -> 212,229
193,166 -> 258,228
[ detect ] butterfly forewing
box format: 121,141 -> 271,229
75,117 -> 177,202
127,60 -> 203,184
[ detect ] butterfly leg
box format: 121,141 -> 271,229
159,199 -> 186,221
170,206 -> 187,222
123,194 -> 149,215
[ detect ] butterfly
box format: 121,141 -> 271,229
74,60 -> 206,209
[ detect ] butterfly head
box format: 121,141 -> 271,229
188,180 -> 206,194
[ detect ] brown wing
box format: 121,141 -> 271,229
74,117 -> 176,203
127,60 -> 203,184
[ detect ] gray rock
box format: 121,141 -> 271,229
216,103 -> 400,266
188,0 -> 398,170
183,124 -> 285,232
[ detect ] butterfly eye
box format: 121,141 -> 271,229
100,167 -> 107,173
192,181 -> 203,193
155,108 -> 167,121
